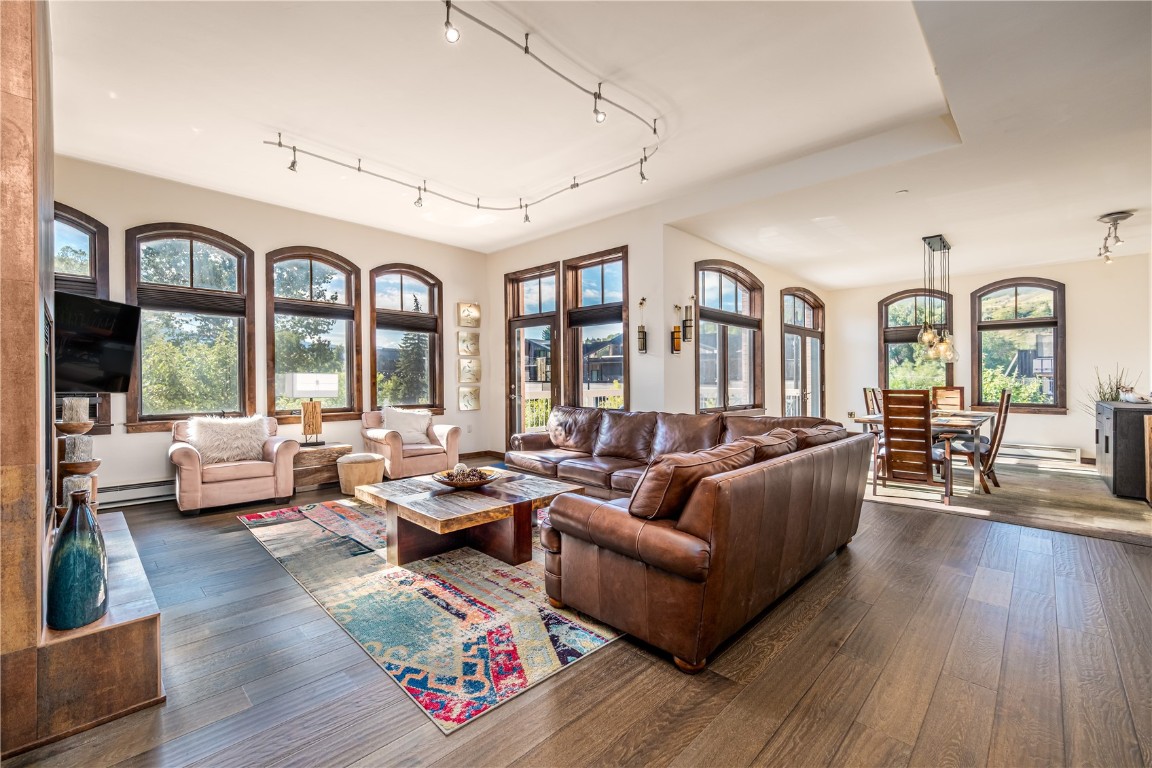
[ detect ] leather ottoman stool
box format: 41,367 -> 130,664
337,452 -> 386,495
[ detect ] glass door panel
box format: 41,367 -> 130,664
806,335 -> 822,417
783,332 -> 801,416
511,323 -> 553,434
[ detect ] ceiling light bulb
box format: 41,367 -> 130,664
414,188 -> 423,208
1104,252 -> 1113,264
593,92 -> 606,124
444,20 -> 460,43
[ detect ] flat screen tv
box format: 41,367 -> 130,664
54,291 -> 141,394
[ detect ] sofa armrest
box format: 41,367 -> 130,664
548,493 -> 711,582
168,440 -> 202,471
363,427 -> 403,454
263,436 -> 300,463
168,441 -> 203,511
510,432 -> 556,451
430,424 -> 462,465
361,410 -> 384,429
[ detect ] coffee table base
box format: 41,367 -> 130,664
385,499 -> 533,567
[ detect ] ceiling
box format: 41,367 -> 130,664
50,1 -> 1150,288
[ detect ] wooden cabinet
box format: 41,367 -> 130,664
1096,401 -> 1152,499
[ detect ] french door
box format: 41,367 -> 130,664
783,330 -> 823,417
508,319 -> 559,439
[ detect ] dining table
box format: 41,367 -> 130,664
854,409 -> 996,494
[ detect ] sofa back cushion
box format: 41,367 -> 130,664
735,428 -> 798,463
383,406 -> 431,444
185,415 -> 269,465
547,406 -> 603,453
722,414 -> 842,443
594,410 -> 657,462
650,412 -> 722,458
629,441 -> 756,520
792,424 -> 849,449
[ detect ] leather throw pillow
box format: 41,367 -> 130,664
736,428 -> 797,463
187,415 -> 268,465
629,441 -> 756,520
792,424 -> 849,450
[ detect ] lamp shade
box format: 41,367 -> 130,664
279,373 -> 340,399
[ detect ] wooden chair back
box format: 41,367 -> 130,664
863,387 -> 880,415
982,388 -> 1012,473
880,389 -> 934,484
871,388 -> 884,412
931,386 -> 965,411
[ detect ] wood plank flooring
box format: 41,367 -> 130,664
5,492 -> 1150,767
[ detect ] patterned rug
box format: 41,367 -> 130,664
238,498 -> 621,734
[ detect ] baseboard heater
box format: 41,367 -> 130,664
997,443 -> 1081,464
97,480 -> 175,507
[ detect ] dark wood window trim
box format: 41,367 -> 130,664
562,246 -> 629,410
266,246 -> 363,424
970,276 -> 1067,414
694,259 -> 764,414
505,262 -> 561,445
780,286 -> 825,417
369,263 -> 444,414
878,288 -> 954,389
53,203 -> 113,435
124,222 -> 256,433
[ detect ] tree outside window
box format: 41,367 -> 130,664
696,261 -> 763,413
370,265 -> 442,411
878,289 -> 953,390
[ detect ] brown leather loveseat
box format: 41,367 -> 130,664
540,429 -> 873,673
506,405 -> 841,497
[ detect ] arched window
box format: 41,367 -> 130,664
266,247 -> 362,421
53,203 -> 109,299
971,277 -> 1066,412
781,288 -> 825,417
695,260 -> 763,412
563,247 -> 628,409
125,223 -> 255,429
878,289 -> 953,389
370,264 -> 443,411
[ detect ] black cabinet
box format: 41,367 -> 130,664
1096,401 -> 1152,499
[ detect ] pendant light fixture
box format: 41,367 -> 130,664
443,0 -> 460,43
919,235 -> 957,364
1096,211 -> 1134,264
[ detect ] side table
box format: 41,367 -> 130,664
293,443 -> 353,489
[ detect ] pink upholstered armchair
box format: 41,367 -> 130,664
168,417 -> 299,516
360,411 -> 461,479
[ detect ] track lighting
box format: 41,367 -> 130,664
593,86 -> 606,124
287,146 -> 297,172
414,183 -> 423,207
523,204 -> 530,224
443,1 -> 460,43
1095,211 -> 1134,263
640,153 -> 648,184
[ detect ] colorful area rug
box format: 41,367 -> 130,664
238,499 -> 621,734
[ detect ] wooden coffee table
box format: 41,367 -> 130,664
354,470 -> 583,567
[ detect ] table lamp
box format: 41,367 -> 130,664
284,373 -> 340,446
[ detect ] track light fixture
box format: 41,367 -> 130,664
593,84 -> 606,124
287,146 -> 297,172
443,0 -> 460,43
1096,211 -> 1133,264
414,183 -> 424,207
523,203 -> 530,224
640,151 -> 649,184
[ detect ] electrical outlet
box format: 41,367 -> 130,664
847,411 -> 856,419
466,424 -> 473,433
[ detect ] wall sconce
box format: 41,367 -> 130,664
671,324 -> 682,355
637,297 -> 647,354
682,296 -> 695,343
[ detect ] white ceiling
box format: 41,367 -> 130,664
50,1 -> 1151,287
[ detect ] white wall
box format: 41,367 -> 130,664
824,254 -> 1151,458
56,157 -> 488,487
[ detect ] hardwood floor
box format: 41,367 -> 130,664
6,491 -> 1150,767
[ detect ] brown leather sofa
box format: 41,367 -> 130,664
539,431 -> 873,672
506,405 -> 841,497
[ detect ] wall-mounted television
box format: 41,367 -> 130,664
54,291 -> 141,394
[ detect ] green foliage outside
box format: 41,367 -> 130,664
141,311 -> 240,415
523,397 -> 551,429
55,245 -> 90,276
888,342 -> 947,390
377,295 -> 431,406
598,394 -> 625,409
978,329 -> 1051,405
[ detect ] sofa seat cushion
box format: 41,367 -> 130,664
594,410 -> 657,462
202,460 -> 274,483
506,449 -> 591,477
736,428 -> 798,463
610,465 -> 647,493
557,456 -> 646,488
401,443 -> 446,458
650,412 -> 721,458
629,441 -> 757,520
792,425 -> 849,449
547,406 -> 603,453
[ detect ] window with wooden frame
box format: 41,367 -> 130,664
696,260 -> 763,413
971,277 -> 1066,413
125,223 -> 256,431
781,287 -> 825,417
563,247 -> 628,410
370,264 -> 443,412
266,247 -> 362,423
505,263 -> 560,439
878,288 -> 953,390
53,202 -> 113,434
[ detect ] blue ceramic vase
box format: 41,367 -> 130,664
46,489 -> 108,630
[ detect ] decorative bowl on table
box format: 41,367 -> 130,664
431,466 -> 500,489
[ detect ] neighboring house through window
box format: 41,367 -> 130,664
505,263 -> 560,439
125,223 -> 256,430
971,277 -> 1066,412
878,288 -> 953,389
696,260 -> 763,413
563,247 -> 628,410
370,264 -> 443,411
266,247 -> 362,422
781,288 -> 824,417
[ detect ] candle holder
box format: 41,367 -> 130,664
55,420 -> 94,435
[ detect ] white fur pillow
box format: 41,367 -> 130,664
383,407 -> 431,445
188,415 -> 269,464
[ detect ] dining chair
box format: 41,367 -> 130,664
862,387 -> 882,433
945,389 -> 1011,494
873,389 -> 953,503
931,386 -> 965,411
